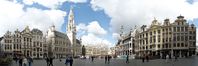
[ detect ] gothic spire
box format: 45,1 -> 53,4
67,6 -> 76,33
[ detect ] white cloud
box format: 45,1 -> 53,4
76,23 -> 87,31
77,21 -> 112,47
81,33 -> 112,47
23,0 -> 34,5
77,21 -> 107,36
87,21 -> 107,36
23,0 -> 87,9
112,33 -> 120,40
0,0 -> 66,36
90,0 -> 198,34
23,0 -> 66,9
67,0 -> 87,3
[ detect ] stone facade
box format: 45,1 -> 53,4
135,15 -> 196,58
85,44 -> 109,58
114,15 -> 196,58
1,26 -> 45,58
66,7 -> 82,57
31,29 -> 44,58
114,26 -> 136,58
1,7 -> 82,58
46,25 -> 72,58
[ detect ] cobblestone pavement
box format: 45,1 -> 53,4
8,56 -> 198,66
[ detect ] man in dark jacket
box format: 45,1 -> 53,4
69,57 -> 73,66
27,56 -> 33,66
107,55 -> 111,64
49,57 -> 53,66
45,57 -> 49,66
105,55 -> 107,64
126,55 -> 129,63
19,56 -> 23,66
65,57 -> 69,66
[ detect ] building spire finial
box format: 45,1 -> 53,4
120,25 -> 124,36
154,17 -> 156,20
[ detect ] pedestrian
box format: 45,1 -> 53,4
142,54 -> 145,63
174,54 -> 178,61
23,56 -> 28,66
49,57 -> 53,66
91,56 -> 94,62
19,56 -> 23,66
69,57 -> 73,66
105,55 -> 107,64
27,56 -> 33,66
13,56 -> 18,63
166,54 -> 169,63
169,54 -> 172,62
126,55 -> 129,63
145,54 -> 149,62
65,57 -> 69,66
107,55 -> 111,64
45,57 -> 50,66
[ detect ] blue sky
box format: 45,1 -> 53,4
18,0 -> 115,46
0,0 -> 198,47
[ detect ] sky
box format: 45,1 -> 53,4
0,0 -> 198,47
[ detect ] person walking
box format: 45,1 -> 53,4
45,57 -> 50,66
69,57 -> 73,66
105,55 -> 107,64
166,54 -> 169,63
142,54 -> 145,63
107,55 -> 111,64
126,55 -> 129,63
27,56 -> 33,66
23,56 -> 28,66
65,57 -> 69,66
145,54 -> 149,62
19,56 -> 23,66
174,54 -> 178,61
49,57 -> 53,66
91,56 -> 94,62
169,53 -> 172,62
13,56 -> 18,63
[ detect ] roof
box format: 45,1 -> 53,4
0,37 -> 3,41
76,39 -> 81,44
31,28 -> 43,35
54,31 -> 69,39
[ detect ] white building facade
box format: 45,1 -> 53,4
115,27 -> 136,58
31,29 -> 44,58
1,26 -> 45,58
46,25 -> 72,58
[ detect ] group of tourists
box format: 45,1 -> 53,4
164,54 -> 178,62
104,55 -> 112,64
45,56 -> 73,66
141,53 -> 150,62
65,57 -> 73,66
45,57 -> 54,66
13,56 -> 33,66
140,53 -> 179,63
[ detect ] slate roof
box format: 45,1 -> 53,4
54,31 -> 69,39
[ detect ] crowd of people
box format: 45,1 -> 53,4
13,55 -> 33,66
11,54 -> 181,66
104,55 -> 111,64
141,53 -> 179,63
